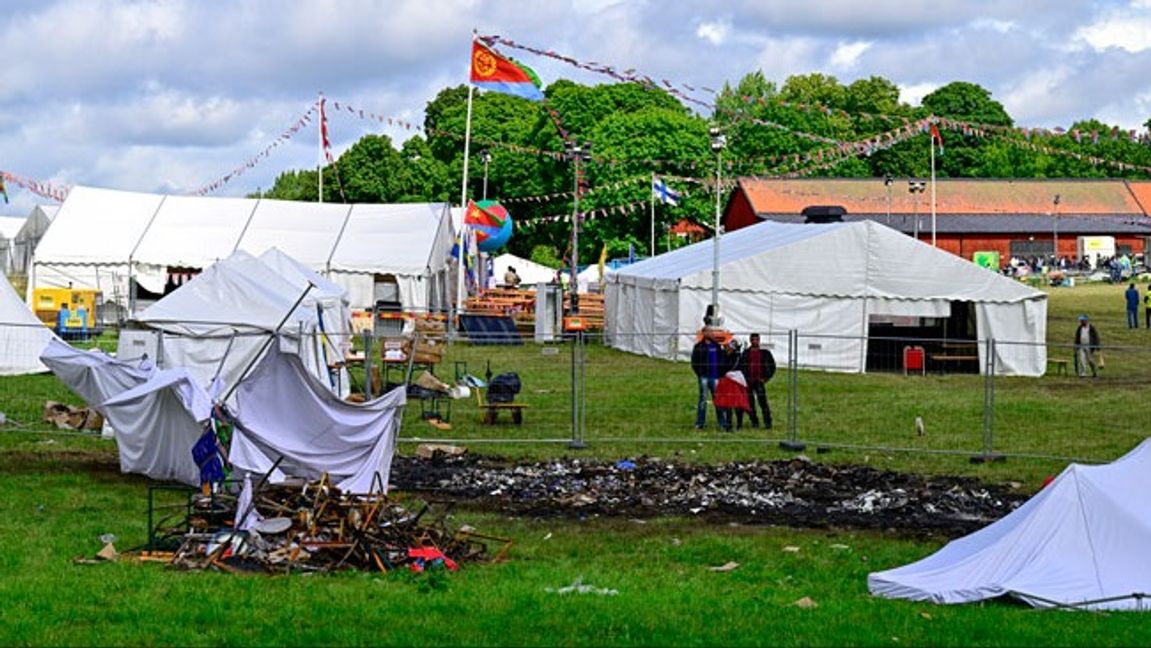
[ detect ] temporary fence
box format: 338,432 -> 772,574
3,322 -> 1148,465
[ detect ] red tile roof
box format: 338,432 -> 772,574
738,178 -> 1148,216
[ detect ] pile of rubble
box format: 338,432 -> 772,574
155,476 -> 510,574
391,454 -> 1028,537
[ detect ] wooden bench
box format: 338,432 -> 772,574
1048,358 -> 1069,376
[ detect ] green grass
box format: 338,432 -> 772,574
3,280 -> 1151,645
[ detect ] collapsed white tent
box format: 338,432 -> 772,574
0,271 -> 54,375
40,338 -> 205,485
605,220 -> 1047,376
227,346 -> 405,493
869,439 -> 1151,611
116,249 -> 347,400
29,185 -> 454,313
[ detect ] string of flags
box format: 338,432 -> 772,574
0,170 -> 69,203
190,104 -> 319,196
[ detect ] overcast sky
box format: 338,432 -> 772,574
2,0 -> 1150,214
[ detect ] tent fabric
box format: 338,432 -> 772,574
120,250 -> 347,400
227,347 -> 406,494
606,220 -> 1048,376
869,439 -> 1151,611
40,338 -> 203,485
11,205 -> 56,275
492,253 -> 557,286
30,185 -> 453,312
0,216 -> 24,274
0,272 -> 55,375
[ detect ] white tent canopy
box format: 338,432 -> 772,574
116,249 -> 348,400
11,205 -> 56,275
0,216 -> 24,275
0,272 -> 54,375
870,439 -> 1151,611
30,186 -> 454,313
492,253 -> 557,286
605,220 -> 1047,376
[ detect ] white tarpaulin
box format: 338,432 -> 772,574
40,338 -> 205,485
30,185 -> 454,312
605,220 -> 1047,376
118,249 -> 347,399
869,439 -> 1151,611
0,272 -> 54,375
227,347 -> 406,494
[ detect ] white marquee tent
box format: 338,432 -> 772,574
0,216 -> 24,275
12,205 -> 57,275
492,253 -> 557,287
605,220 -> 1047,376
0,271 -> 54,375
30,186 -> 454,313
116,250 -> 349,400
870,439 -> 1151,611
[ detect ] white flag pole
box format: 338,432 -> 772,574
317,92 -> 324,203
930,122 -> 937,247
650,172 -> 656,256
455,35 -> 477,329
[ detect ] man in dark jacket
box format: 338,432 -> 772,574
737,333 -> 776,429
691,329 -> 735,430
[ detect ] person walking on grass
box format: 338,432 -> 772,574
737,333 -> 776,429
1125,283 -> 1140,329
1074,314 -> 1102,379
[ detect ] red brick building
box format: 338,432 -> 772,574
723,178 -> 1151,261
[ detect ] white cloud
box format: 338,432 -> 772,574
1075,4 -> 1151,52
697,19 -> 731,46
829,41 -> 871,69
897,82 -> 938,108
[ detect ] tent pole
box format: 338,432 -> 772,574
220,282 -> 315,405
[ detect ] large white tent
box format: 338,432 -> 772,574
29,186 -> 454,314
605,220 -> 1047,376
0,272 -> 54,375
0,216 -> 24,275
11,205 -> 56,275
116,250 -> 349,400
869,439 -> 1151,611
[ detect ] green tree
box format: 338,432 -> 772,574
921,81 -> 1012,127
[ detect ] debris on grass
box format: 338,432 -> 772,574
390,454 -> 1026,537
709,561 -> 740,572
142,475 -> 510,575
546,576 -> 619,596
793,596 -> 818,609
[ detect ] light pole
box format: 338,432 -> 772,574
884,174 -> 893,225
909,180 -> 926,240
1052,193 -> 1061,265
480,149 -> 492,201
564,140 -> 592,316
708,125 -> 727,326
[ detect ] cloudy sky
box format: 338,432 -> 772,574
2,0 -> 1149,214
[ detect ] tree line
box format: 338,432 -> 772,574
258,72 -> 1151,268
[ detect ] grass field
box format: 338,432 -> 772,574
2,281 -> 1151,646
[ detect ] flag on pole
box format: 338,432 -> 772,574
0,176 -> 7,204
597,243 -> 608,284
929,123 -> 944,155
470,40 -> 545,101
319,97 -> 333,162
652,176 -> 681,206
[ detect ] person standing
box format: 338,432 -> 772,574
1074,314 -> 1102,379
1125,283 -> 1140,329
504,266 -> 522,288
738,333 -> 776,429
691,329 -> 735,430
1144,284 -> 1151,329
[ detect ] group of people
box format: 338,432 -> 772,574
690,328 -> 775,431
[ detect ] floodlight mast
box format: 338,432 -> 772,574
709,126 -> 727,326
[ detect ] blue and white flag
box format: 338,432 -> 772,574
652,177 -> 681,206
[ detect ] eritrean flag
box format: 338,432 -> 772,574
470,40 -> 545,101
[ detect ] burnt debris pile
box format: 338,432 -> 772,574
391,455 -> 1026,537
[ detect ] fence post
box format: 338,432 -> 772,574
568,330 -> 586,449
973,337 -> 1005,463
362,329 -> 374,400
780,328 -> 805,452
